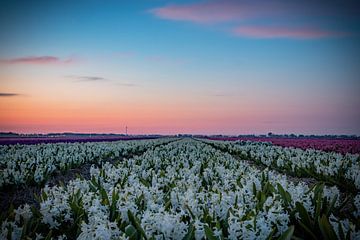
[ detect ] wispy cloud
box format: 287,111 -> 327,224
150,1 -> 359,23
0,92 -> 21,97
66,75 -> 107,82
150,1 -> 258,23
66,75 -> 137,87
150,1 -> 357,39
233,26 -> 346,39
0,56 -> 76,65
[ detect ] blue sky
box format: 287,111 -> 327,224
0,0 -> 359,134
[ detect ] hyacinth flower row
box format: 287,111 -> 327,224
201,139 -> 360,192
1,139 -> 359,239
0,138 -> 175,188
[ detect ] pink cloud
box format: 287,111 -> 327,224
232,26 -> 346,39
150,1 -> 260,23
0,56 -> 76,65
149,1 -> 328,24
150,1 -> 358,24
150,1 -> 353,39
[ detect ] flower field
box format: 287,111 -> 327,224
205,137 -> 360,155
1,138 -> 360,239
0,136 -> 160,146
0,138 -> 174,188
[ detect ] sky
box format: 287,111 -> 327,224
0,0 -> 359,135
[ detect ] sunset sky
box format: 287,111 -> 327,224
0,0 -> 359,135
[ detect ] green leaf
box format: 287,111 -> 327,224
325,195 -> 338,218
128,210 -> 147,240
183,223 -> 195,240
295,202 -> 313,229
76,173 -> 84,180
277,225 -> 294,240
44,230 -> 53,240
204,225 -> 218,240
41,190 -> 48,201
20,218 -> 28,239
140,178 -> 151,188
338,222 -> 345,240
135,193 -> 145,211
121,174 -> 129,188
110,189 -> 119,221
185,205 -> 195,220
336,195 -> 351,213
298,221 -> 317,240
313,184 -> 324,220
125,225 -> 138,240
164,199 -> 172,211
277,184 -> 291,206
252,182 -> 257,196
318,215 -> 338,240
265,227 -> 276,240
31,205 -> 42,219
99,185 -> 109,206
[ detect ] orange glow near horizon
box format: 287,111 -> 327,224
2,85 -> 357,135
0,74 -> 276,134
0,95 -> 246,134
